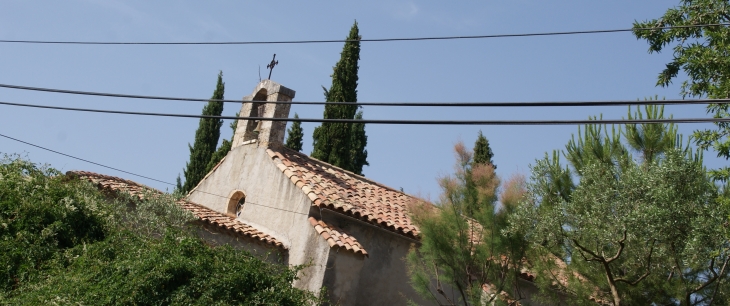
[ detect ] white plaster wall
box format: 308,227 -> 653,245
186,143 -> 331,293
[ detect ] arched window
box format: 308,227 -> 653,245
227,190 -> 246,217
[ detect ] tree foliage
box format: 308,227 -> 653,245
0,157 -> 108,293
633,0 -> 730,181
205,111 -> 239,173
181,71 -> 225,193
349,110 -> 368,175
311,21 -> 369,175
509,106 -> 730,305
473,130 -> 496,169
408,137 -> 527,306
285,113 -> 304,152
0,155 -> 321,305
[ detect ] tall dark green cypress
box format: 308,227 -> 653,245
311,21 -> 368,175
285,113 -> 304,152
181,71 -> 225,193
349,111 -> 368,174
473,130 -> 496,168
205,111 -> 239,173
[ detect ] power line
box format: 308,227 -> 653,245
0,23 -> 726,45
0,132 -> 174,185
1,100 -> 729,125
2,83 -> 730,107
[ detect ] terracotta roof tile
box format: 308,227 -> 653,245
267,147 -> 420,238
66,170 -> 285,249
308,217 -> 368,256
67,170 -> 156,199
177,200 -> 285,249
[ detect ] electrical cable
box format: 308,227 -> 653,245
0,132 -> 174,185
3,83 -> 730,107
244,201 -> 308,216
1,100 -> 729,125
0,23 -> 726,45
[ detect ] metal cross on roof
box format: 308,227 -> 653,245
266,54 -> 278,80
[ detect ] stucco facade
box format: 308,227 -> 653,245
187,141 -> 433,304
182,79 -> 433,304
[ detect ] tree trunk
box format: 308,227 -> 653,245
603,262 -> 621,306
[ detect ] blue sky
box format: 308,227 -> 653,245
0,0 -> 722,200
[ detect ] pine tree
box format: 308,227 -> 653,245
181,71 -> 225,194
285,113 -> 304,152
633,4 -> 730,180
509,108 -> 727,305
472,130 -> 496,169
311,21 -> 368,175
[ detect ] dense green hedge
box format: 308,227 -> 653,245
0,156 -> 320,305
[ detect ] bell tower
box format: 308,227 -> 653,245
231,80 -> 295,149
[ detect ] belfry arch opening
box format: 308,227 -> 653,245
242,89 -> 268,142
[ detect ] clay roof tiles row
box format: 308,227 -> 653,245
177,200 -> 285,249
266,147 -> 420,238
69,170 -> 156,199
308,217 -> 368,256
66,170 -> 285,249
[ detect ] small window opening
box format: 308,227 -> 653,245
227,190 -> 246,217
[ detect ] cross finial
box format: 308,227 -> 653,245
266,54 -> 278,80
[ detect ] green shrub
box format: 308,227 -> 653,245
0,156 -> 110,291
0,155 -> 319,305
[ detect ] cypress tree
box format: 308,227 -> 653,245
181,71 -> 225,193
285,113 -> 304,152
175,174 -> 183,193
311,21 -> 368,175
349,111 -> 368,174
205,111 -> 239,173
473,130 -> 496,169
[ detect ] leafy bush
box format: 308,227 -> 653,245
7,233 -> 314,305
0,156 -> 110,292
0,155 -> 319,305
